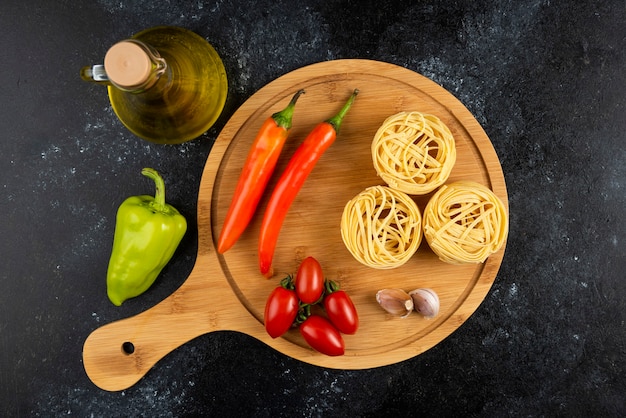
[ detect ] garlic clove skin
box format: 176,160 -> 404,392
409,288 -> 440,318
376,289 -> 414,318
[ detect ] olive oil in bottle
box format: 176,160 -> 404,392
82,26 -> 228,144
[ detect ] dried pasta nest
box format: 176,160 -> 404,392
371,111 -> 456,195
423,181 -> 508,264
341,185 -> 422,269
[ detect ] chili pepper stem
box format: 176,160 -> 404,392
141,167 -> 167,213
326,89 -> 359,132
273,89 -> 305,130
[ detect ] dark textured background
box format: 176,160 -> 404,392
1,0 -> 625,416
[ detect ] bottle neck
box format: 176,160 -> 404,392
103,40 -> 167,92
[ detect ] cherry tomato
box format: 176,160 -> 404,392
324,290 -> 359,334
264,287 -> 299,338
295,256 -> 325,304
299,315 -> 345,356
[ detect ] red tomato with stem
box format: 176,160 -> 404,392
295,256 -> 325,304
299,315 -> 345,356
324,289 -> 359,335
264,287 -> 299,338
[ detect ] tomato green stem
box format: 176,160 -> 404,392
280,275 -> 295,290
324,279 -> 340,295
295,303 -> 311,325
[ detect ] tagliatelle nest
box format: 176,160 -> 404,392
423,181 -> 508,264
341,185 -> 422,269
371,111 -> 456,195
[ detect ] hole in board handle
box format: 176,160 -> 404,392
122,341 -> 135,355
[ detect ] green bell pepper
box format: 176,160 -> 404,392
106,167 -> 187,306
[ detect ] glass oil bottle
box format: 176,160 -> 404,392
81,26 -> 228,144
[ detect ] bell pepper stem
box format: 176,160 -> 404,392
141,167 -> 167,213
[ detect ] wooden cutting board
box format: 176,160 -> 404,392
83,59 -> 508,391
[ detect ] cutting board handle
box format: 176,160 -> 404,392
82,261 -> 234,391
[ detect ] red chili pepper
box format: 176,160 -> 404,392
258,89 -> 359,276
217,90 -> 305,254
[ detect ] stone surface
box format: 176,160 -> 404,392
1,0 -> 624,416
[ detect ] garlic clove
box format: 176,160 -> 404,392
376,289 -> 414,318
409,288 -> 440,318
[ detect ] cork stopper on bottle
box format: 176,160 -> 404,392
104,41 -> 152,90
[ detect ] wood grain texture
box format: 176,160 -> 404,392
83,59 -> 508,391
